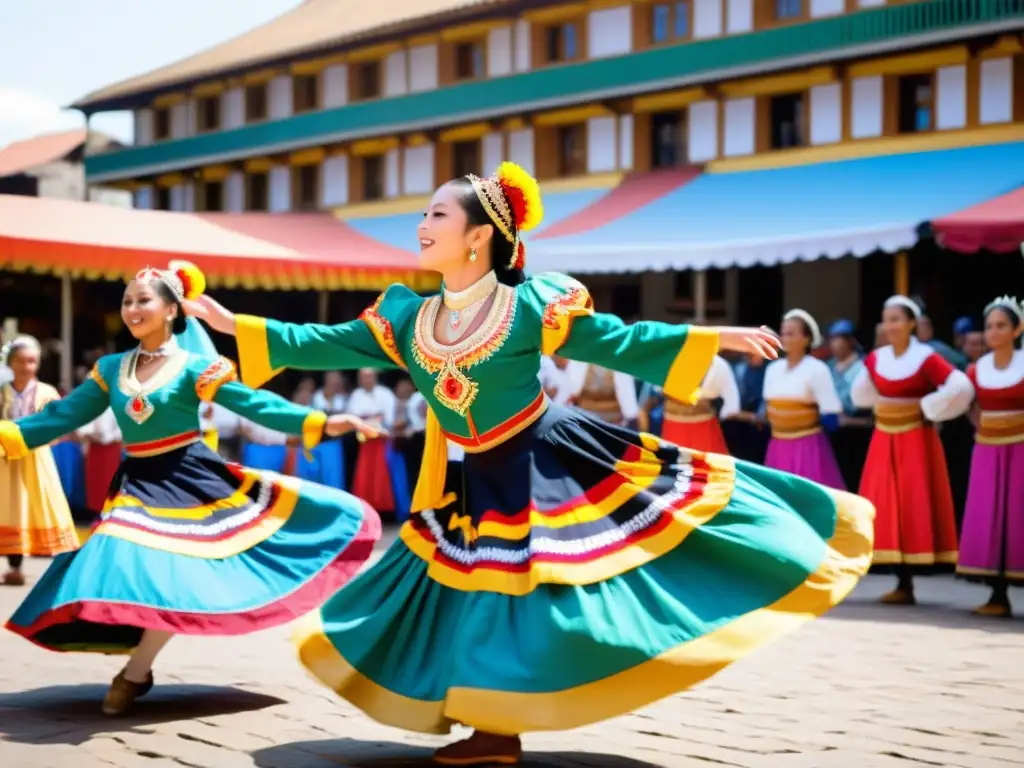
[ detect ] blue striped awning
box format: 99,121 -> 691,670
530,142 -> 1024,273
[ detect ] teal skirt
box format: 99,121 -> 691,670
294,406 -> 874,735
7,441 -> 380,653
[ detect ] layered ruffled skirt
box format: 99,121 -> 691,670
6,441 -> 380,652
294,405 -> 874,735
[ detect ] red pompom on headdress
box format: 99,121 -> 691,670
494,162 -> 543,269
469,162 -> 544,270
168,260 -> 206,301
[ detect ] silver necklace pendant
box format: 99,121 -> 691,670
448,308 -> 462,332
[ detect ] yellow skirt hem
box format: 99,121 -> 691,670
293,488 -> 875,735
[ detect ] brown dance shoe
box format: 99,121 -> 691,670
433,733 -> 522,766
879,588 -> 916,605
102,670 -> 154,716
972,602 -> 1012,618
2,570 -> 25,586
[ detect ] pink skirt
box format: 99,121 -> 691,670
765,431 -> 846,491
957,441 -> 1024,584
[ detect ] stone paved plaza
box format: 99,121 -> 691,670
1,531 -> 1022,767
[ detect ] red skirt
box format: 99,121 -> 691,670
858,425 -> 958,571
352,438 -> 395,514
85,442 -> 122,514
662,417 -> 730,455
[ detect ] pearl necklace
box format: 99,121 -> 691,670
137,337 -> 179,359
442,272 -> 497,341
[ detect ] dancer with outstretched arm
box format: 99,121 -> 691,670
188,163 -> 875,767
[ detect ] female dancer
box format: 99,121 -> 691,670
1,262 -> 382,716
957,296 -> 1024,617
762,310 -> 846,489
0,336 -> 79,585
188,163 -> 874,766
852,295 -> 974,604
660,354 -> 740,454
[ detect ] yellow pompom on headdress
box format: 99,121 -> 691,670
133,260 -> 206,302
469,162 -> 544,269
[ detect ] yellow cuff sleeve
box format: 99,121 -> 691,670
664,327 -> 720,405
302,411 -> 328,455
0,421 -> 30,461
236,315 -> 281,389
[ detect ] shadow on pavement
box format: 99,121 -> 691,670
253,738 -> 664,767
826,598 -> 1024,631
0,684 -> 283,745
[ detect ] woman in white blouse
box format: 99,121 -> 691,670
762,310 -> 846,490
851,295 -> 974,605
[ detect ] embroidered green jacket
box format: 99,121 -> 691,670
235,272 -> 718,460
0,351 -> 327,460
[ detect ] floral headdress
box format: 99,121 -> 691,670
468,162 -> 544,269
132,260 -> 206,302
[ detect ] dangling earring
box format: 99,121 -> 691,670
469,248 -> 477,262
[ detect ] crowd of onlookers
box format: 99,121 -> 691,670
1,307 -> 986,527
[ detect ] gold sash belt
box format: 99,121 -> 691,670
976,411 -> 1024,445
766,400 -> 820,439
874,401 -> 924,434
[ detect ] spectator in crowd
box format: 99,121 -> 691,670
348,369 -> 400,517
918,314 -> 968,369
0,336 -> 78,585
725,350 -> 769,464
825,319 -> 872,489
962,331 -> 986,364
313,371 -> 347,413
952,316 -> 976,353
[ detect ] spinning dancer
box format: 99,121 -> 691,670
1,263 -> 382,716
188,163 -> 874,767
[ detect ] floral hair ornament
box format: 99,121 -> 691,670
984,295 -> 1024,327
884,295 -> 922,319
133,260 -> 207,302
783,309 -> 822,348
468,162 -> 544,269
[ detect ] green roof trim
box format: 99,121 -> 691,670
87,0 -> 1024,182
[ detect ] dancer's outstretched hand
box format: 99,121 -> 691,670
715,326 -> 782,360
182,295 -> 236,336
326,414 -> 388,440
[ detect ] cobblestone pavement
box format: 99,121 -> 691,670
1,529 -> 1022,767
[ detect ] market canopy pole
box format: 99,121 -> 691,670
60,275 -> 73,392
61,114 -> 93,391
317,290 -> 329,324
894,251 -> 909,297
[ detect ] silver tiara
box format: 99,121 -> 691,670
134,267 -> 184,302
984,295 -> 1024,323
